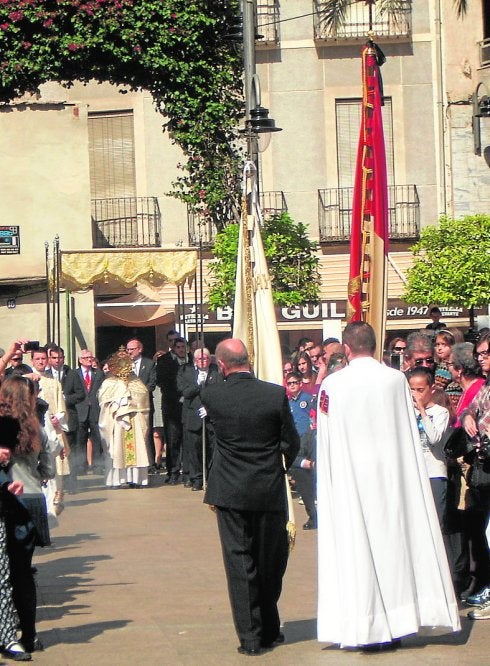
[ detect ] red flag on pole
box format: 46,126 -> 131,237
347,42 -> 389,357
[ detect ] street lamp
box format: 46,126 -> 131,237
472,81 -> 490,155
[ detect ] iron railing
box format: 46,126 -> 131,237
257,0 -> 280,45
92,197 -> 161,248
260,190 -> 288,217
318,185 -> 420,242
480,37 -> 490,68
313,0 -> 412,43
187,191 -> 287,247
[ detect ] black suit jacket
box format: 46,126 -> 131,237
201,372 -> 300,512
135,356 -> 156,392
75,367 -> 105,423
156,352 -> 185,420
60,368 -> 85,432
177,362 -> 222,432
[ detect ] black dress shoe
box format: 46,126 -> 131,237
237,645 -> 262,656
184,480 -> 192,488
261,632 -> 285,648
192,484 -> 203,491
20,636 -> 44,653
361,639 -> 401,653
303,520 -> 317,530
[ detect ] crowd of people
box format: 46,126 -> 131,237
0,316 -> 488,658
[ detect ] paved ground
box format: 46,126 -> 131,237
13,473 -> 488,666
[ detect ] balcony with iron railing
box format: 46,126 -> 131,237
313,1 -> 411,43
92,197 -> 161,248
187,191 -> 288,247
480,37 -> 490,68
318,185 -> 420,242
256,0 -> 280,46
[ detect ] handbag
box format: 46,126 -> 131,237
444,427 -> 474,459
468,455 -> 490,489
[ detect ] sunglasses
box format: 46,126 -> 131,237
414,357 -> 435,366
392,346 -> 406,352
287,381 -> 301,386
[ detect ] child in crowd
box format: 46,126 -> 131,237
408,367 -> 451,530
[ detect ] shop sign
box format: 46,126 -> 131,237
0,226 -> 20,255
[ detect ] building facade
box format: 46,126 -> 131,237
0,1 -> 489,361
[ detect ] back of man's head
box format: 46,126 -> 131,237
215,339 -> 249,372
342,322 -> 376,356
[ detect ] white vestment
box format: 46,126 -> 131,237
316,357 -> 460,648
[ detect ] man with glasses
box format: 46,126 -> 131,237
125,339 -> 157,472
404,332 -> 436,372
73,350 -> 105,479
4,352 -> 31,377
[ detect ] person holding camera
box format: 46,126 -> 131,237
460,331 -> 490,619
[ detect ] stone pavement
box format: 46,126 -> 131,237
14,474 -> 488,666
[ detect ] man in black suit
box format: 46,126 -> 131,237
125,338 -> 157,470
74,349 -> 105,476
201,338 -> 300,656
156,336 -> 188,484
177,347 -> 221,491
46,345 -> 85,468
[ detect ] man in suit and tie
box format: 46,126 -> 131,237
125,338 -> 157,470
45,345 -> 71,383
74,349 -> 105,477
177,347 -> 221,491
201,338 -> 300,656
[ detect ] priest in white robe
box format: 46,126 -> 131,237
316,322 -> 460,651
98,350 -> 150,488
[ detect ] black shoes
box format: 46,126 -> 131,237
192,484 -> 203,491
237,645 -> 261,656
361,639 -> 401,653
261,632 -> 285,648
303,519 -> 317,530
20,636 -> 44,653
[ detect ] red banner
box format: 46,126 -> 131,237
347,42 -> 389,335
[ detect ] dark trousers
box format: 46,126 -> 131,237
290,467 -> 316,522
8,541 -> 36,644
216,507 -> 288,649
183,426 -> 214,485
466,486 -> 490,589
74,417 -> 102,472
164,416 -> 183,477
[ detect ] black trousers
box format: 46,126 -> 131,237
290,467 -> 316,522
216,507 -> 288,650
182,425 -> 215,484
163,416 -> 183,477
8,540 -> 36,645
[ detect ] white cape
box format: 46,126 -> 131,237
316,357 -> 460,648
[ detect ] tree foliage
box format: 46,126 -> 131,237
207,212 -> 320,310
403,215 -> 490,308
0,0 -> 243,229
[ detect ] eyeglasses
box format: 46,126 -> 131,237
11,357 -> 22,362
81,355 -> 94,360
475,348 -> 490,359
287,381 -> 301,386
392,346 -> 406,352
414,357 -> 435,366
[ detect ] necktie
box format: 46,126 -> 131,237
84,370 -> 91,391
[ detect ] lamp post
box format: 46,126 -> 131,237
241,0 -> 281,199
472,81 -> 490,155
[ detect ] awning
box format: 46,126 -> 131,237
95,282 -> 180,328
61,248 -> 198,290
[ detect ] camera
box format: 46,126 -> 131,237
477,433 -> 490,461
23,341 -> 40,352
390,353 -> 402,371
